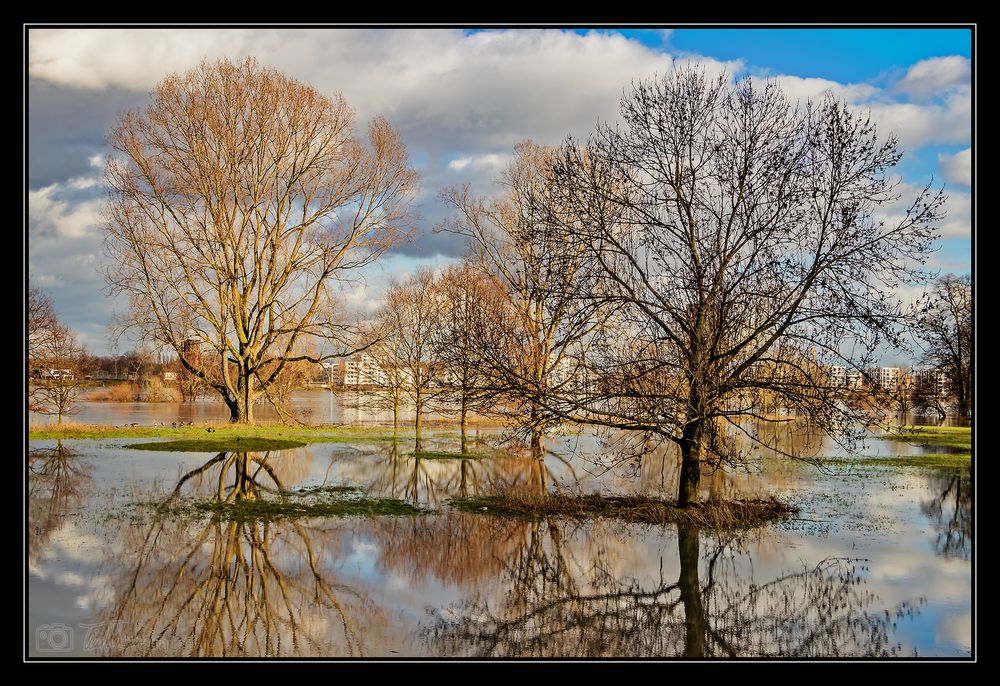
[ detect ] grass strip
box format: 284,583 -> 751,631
450,493 -> 796,529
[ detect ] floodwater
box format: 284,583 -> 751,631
26,416 -> 973,659
29,389 -> 973,428
28,390 -> 455,426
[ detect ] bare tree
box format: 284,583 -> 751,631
371,269 -> 444,451
103,58 -> 417,423
889,366 -> 915,416
30,323 -> 90,424
96,452 -> 380,656
426,522 -> 918,657
537,68 -> 943,506
921,467 -> 971,561
440,141 -> 601,457
28,285 -> 57,370
913,274 -> 972,418
432,262 -> 499,453
356,345 -> 410,431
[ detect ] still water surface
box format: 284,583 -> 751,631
27,415 -> 972,658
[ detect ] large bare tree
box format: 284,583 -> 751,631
913,274 -> 972,418
441,141 -> 601,457
103,58 -> 417,422
536,68 -> 944,506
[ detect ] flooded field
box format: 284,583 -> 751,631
27,417 -> 972,658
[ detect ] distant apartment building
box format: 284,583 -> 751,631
827,365 -> 864,389
829,365 -> 847,387
864,367 -> 900,391
342,354 -> 389,387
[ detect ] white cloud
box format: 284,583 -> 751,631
762,74 -> 969,152
447,153 -> 511,172
938,147 -> 971,187
29,178 -> 103,239
768,75 -> 880,105
875,180 -> 970,240
894,55 -> 971,101
26,29 -> 972,350
28,28 -> 734,152
866,86 -> 970,150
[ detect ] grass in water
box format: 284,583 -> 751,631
125,437 -> 306,452
816,453 -> 970,469
155,495 -> 423,522
29,421 -> 412,444
412,450 -> 489,460
875,425 -> 971,449
287,485 -> 359,495
450,493 -> 796,529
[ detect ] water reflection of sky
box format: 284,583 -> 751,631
26,430 -> 971,658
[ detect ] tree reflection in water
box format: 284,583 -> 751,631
424,519 -> 922,657
358,436 -> 572,507
921,467 -> 972,561
94,451 -> 380,657
28,442 -> 93,565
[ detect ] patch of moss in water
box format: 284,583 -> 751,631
412,450 -> 490,460
124,437 -> 307,452
450,493 -> 796,529
156,495 -> 424,522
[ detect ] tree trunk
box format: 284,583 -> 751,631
530,429 -> 544,461
414,391 -> 423,453
460,399 -> 468,454
227,372 -> 255,423
232,453 -> 256,500
677,525 -> 707,657
958,384 -> 971,418
678,423 -> 703,508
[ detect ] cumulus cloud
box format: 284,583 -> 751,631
447,153 -> 511,172
938,147 -> 971,187
866,86 -> 971,151
762,73 -> 969,152
28,175 -> 118,352
894,55 -> 971,101
26,29 -> 972,352
874,180 -> 970,241
768,75 -> 880,105
29,178 -> 103,239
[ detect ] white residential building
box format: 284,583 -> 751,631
343,354 -> 389,387
864,367 -> 900,391
829,365 -> 847,387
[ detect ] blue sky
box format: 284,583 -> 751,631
27,28 -> 973,355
